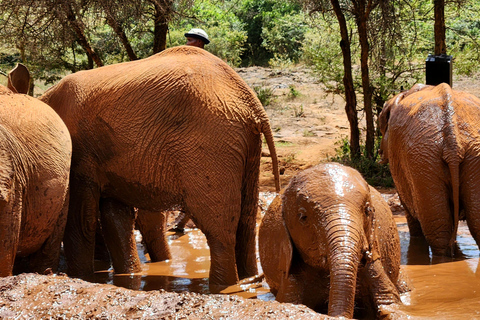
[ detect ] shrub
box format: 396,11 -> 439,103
329,137 -> 394,188
253,85 -> 274,106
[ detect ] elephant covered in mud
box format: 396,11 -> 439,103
379,83 -> 480,256
0,64 -> 72,276
39,45 -> 280,292
259,163 -> 407,319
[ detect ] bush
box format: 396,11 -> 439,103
253,85 -> 274,106
329,137 -> 394,188
235,0 -> 308,66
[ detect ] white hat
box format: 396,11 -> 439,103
184,28 -> 210,44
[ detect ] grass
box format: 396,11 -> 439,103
274,140 -> 293,147
293,105 -> 305,117
302,129 -> 316,137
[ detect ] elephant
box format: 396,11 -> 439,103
39,45 -> 280,292
0,64 -> 72,276
379,83 -> 480,257
258,162 -> 407,319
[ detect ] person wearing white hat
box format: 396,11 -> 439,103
184,28 -> 210,48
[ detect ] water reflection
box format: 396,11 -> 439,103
93,193 -> 480,319
397,217 -> 479,265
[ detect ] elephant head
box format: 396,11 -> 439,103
259,162 -> 403,318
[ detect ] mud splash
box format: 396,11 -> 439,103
92,193 -> 480,319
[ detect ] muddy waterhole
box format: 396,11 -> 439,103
89,192 -> 480,320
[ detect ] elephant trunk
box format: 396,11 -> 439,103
325,208 -> 363,318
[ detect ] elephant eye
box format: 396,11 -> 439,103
298,207 -> 307,223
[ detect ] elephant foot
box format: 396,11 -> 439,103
377,303 -> 408,320
209,282 -> 231,294
169,226 -> 186,233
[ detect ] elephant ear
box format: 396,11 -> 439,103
259,193 -> 294,287
7,63 -> 30,95
278,220 -> 294,280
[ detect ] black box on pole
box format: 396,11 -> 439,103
425,54 -> 453,87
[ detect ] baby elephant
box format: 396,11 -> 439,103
259,163 -> 407,319
0,64 -> 71,276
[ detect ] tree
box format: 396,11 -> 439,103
329,0 -> 360,157
0,0 -> 186,89
434,0 -> 446,55
301,0 -> 385,158
150,0 -> 175,53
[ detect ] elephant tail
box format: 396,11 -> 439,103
262,120 -> 280,192
448,160 -> 460,251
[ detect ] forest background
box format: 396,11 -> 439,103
0,0 -> 478,186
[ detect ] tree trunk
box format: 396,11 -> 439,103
331,0 -> 360,158
434,0 -> 446,55
103,7 -> 138,61
151,0 -> 172,53
356,1 -> 375,158
61,2 -> 103,68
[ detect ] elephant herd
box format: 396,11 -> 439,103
2,45 -> 480,319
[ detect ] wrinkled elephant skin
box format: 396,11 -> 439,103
40,46 -> 280,293
0,64 -> 72,276
379,83 -> 480,256
259,163 -> 407,319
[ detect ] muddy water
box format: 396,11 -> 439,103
93,193 -> 480,319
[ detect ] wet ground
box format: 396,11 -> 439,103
86,192 -> 480,319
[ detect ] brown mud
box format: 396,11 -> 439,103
1,67 -> 480,319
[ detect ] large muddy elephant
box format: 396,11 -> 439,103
379,83 -> 480,256
39,45 -> 280,292
0,64 -> 71,276
259,163 -> 406,319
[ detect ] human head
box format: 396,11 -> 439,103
184,28 -> 210,48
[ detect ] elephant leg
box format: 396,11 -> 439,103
236,152 -> 261,280
459,159 -> 480,250
136,209 -> 171,262
63,176 -> 99,277
364,259 -> 400,307
29,189 -> 70,274
100,198 -> 141,274
186,191 -> 241,293
0,189 -> 22,276
169,210 -> 191,233
405,208 -> 424,238
414,183 -> 454,256
276,262 -> 329,313
94,222 -> 111,263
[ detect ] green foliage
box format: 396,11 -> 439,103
168,0 -> 247,67
288,85 -> 300,99
1,0 -> 480,106
235,0 -> 308,66
262,10 -> 308,64
329,137 -> 394,188
253,85 -> 274,106
445,1 -> 480,75
301,23 -> 349,96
